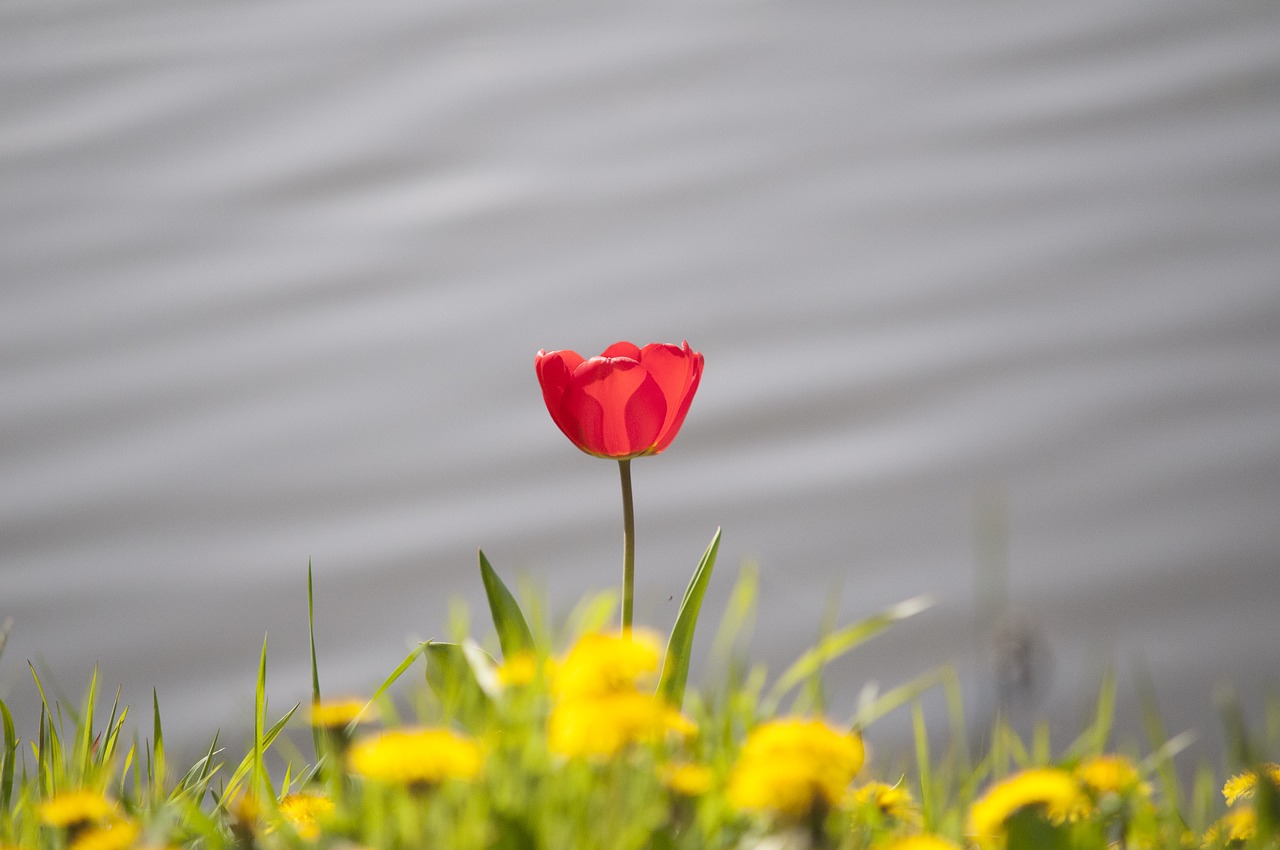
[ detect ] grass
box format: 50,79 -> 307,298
0,543 -> 1276,850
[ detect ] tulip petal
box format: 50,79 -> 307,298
536,349 -> 586,446
567,357 -> 666,458
639,342 -> 703,454
601,341 -> 642,361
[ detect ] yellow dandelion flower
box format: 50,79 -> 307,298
549,691 -> 693,758
1075,754 -> 1147,797
1203,805 -> 1256,846
496,651 -> 540,687
852,781 -> 921,825
880,836 -> 963,850
278,792 -> 334,840
68,819 -> 140,850
347,727 -> 483,786
1222,763 -> 1280,806
553,630 -> 662,700
726,717 -> 865,818
967,768 -> 1090,839
309,698 -> 373,729
39,791 -> 116,828
663,762 -> 715,797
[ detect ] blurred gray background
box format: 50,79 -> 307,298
2,0 -> 1279,768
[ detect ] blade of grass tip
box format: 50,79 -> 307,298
102,704 -> 129,769
173,733 -> 221,800
253,634 -> 269,801
1132,657 -> 1183,810
763,595 -> 934,716
351,641 -> 431,736
0,696 -> 16,810
1064,666 -> 1117,759
100,687 -> 124,765
223,704 -> 298,807
75,666 -> 99,780
152,689 -> 166,797
478,550 -> 535,658
941,666 -> 972,777
658,528 -> 721,707
307,560 -> 322,760
913,700 -> 935,830
797,576 -> 844,716
1032,719 -> 1051,765
710,561 -> 758,668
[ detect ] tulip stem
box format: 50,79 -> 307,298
618,458 -> 635,631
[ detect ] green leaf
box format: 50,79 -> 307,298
0,696 -> 16,810
658,528 -> 721,707
424,641 -> 498,721
151,689 -> 165,794
478,550 -> 535,658
307,561 -> 323,760
762,594 -> 933,715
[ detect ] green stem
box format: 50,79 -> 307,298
618,459 -> 635,631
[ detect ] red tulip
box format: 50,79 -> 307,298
536,341 -> 704,460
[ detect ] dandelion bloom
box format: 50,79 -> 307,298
347,727 -> 483,786
1074,754 -> 1148,798
880,836 -> 963,850
1203,805 -> 1257,845
967,767 -> 1089,839
1222,763 -> 1280,805
39,790 -> 117,828
536,341 -> 703,459
309,697 -> 373,729
278,792 -> 335,840
549,690 -> 693,758
496,651 -> 540,688
726,717 -> 865,818
67,819 -> 140,850
663,762 -> 715,797
552,630 -> 663,700
853,781 -> 922,826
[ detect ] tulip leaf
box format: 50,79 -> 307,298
658,527 -> 721,707
762,594 -> 934,715
479,549 -> 536,658
424,642 -> 497,728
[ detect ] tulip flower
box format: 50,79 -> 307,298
536,341 -> 703,629
535,341 -> 703,460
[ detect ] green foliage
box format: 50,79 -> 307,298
0,550 -> 1275,850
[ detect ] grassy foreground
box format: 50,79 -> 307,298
0,546 -> 1277,850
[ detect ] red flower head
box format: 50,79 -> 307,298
536,341 -> 703,460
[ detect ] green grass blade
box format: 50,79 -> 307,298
152,689 -> 166,795
478,549 -> 535,658
74,666 -> 99,781
763,595 -> 933,714
853,667 -> 947,728
339,641 -> 432,736
710,562 -> 758,667
223,704 -> 298,806
658,528 -> 721,707
913,700 -> 935,829
307,561 -> 323,760
253,634 -> 270,800
0,696 -> 16,810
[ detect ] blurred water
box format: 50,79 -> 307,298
2,0 -> 1279,766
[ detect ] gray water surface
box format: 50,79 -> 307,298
2,0 -> 1279,766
